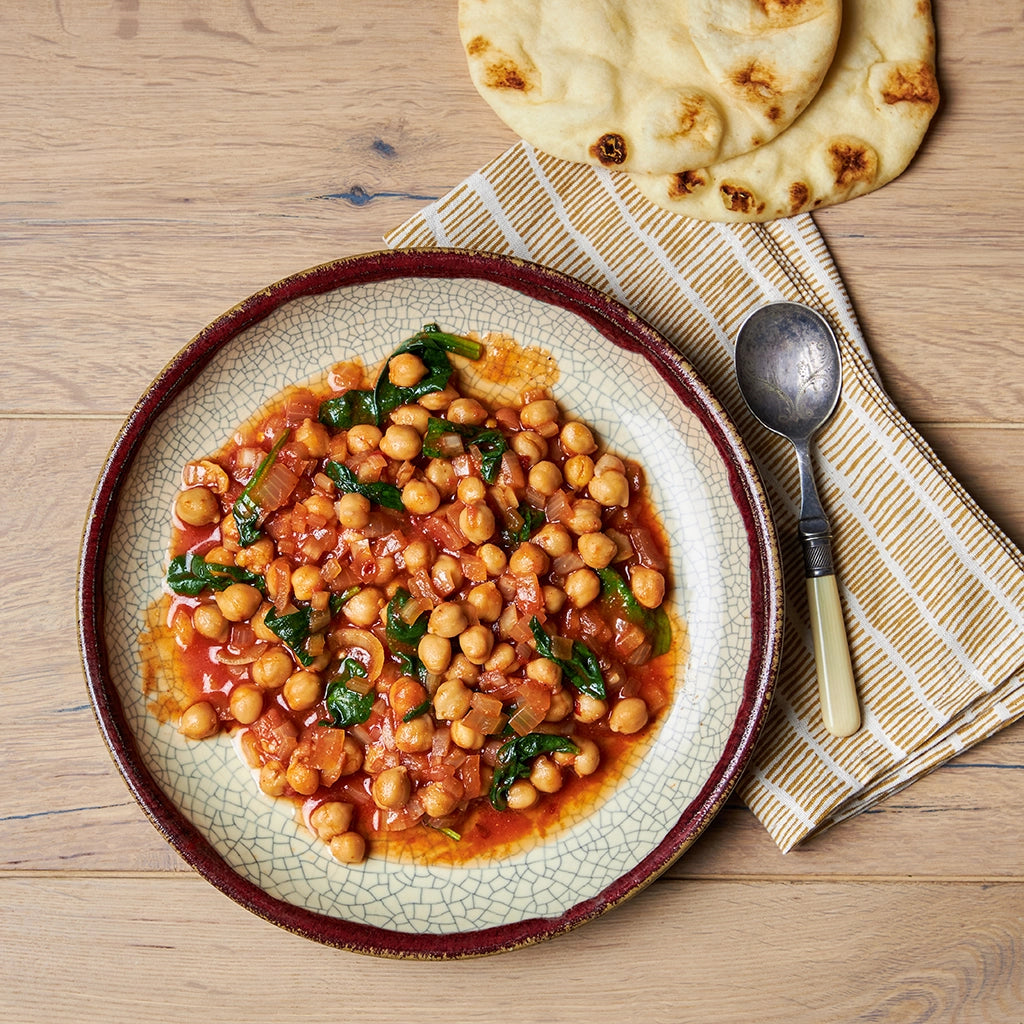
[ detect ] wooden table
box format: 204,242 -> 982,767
4,4 -> 1022,1020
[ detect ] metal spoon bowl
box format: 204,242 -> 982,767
735,302 -> 860,737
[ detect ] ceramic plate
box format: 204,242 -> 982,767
79,249 -> 782,958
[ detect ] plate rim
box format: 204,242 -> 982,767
78,247 -> 783,959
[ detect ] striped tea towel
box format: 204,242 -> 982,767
385,141 -> 1024,852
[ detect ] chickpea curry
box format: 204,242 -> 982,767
155,324 -> 674,865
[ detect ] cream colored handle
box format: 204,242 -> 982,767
805,574 -> 861,737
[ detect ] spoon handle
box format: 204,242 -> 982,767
805,572 -> 861,737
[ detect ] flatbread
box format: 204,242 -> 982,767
458,0 -> 842,175
630,0 -> 940,221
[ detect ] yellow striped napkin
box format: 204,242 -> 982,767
385,141 -> 1024,852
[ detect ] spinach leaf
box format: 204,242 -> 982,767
402,698 -> 433,723
322,659 -> 375,728
416,323 -> 485,361
385,587 -> 429,649
318,389 -> 377,430
421,417 -> 508,483
395,650 -> 430,684
596,566 -> 672,658
231,429 -> 291,547
500,501 -> 546,547
262,605 -> 317,667
323,460 -> 404,512
489,732 -> 579,811
529,617 -> 606,699
166,553 -> 265,596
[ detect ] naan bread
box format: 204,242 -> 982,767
630,0 -> 940,221
458,0 -> 842,175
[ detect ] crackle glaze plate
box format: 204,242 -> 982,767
79,248 -> 783,958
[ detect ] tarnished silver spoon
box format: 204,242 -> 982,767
735,301 -> 860,737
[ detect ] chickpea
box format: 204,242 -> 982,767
251,603 -> 280,642
571,737 -> 601,776
347,423 -> 382,453
528,461 -> 562,496
433,678 -> 472,721
402,478 -> 441,515
295,417 -> 329,458
526,657 -> 562,690
235,537 -> 276,574
192,603 -> 229,642
578,532 -> 618,569
447,653 -> 480,684
402,538 -> 436,573
450,718 -> 485,751
303,493 -> 337,522
283,670 -> 323,711
175,487 -> 220,527
545,688 -> 573,722
229,683 -> 263,725
338,735 -> 364,776
310,800 -> 355,841
418,633 -> 453,675
505,778 -> 539,810
565,499 -> 603,535
564,567 -> 601,608
214,583 -> 262,622
446,397 -> 488,425
575,692 -> 608,724
594,453 -> 625,476
389,352 -> 428,387
429,601 -> 469,638
485,642 -> 517,673
419,778 -> 464,818
510,430 -> 547,466
459,502 -> 496,544
431,554 -> 463,595
466,581 -> 503,622
609,697 -> 649,735
395,715 -> 434,753
380,424 -> 423,461
459,624 -> 495,665
203,545 -> 234,566
337,491 -> 371,529
286,758 -> 320,796
372,766 -> 411,809
179,700 -> 219,740
533,523 -> 573,558
330,831 -> 367,864
563,455 -> 595,490
252,646 -> 294,690
343,586 -> 385,627
560,420 -> 597,456
477,543 -> 507,576
456,476 -> 487,504
291,564 -> 323,602
509,541 -> 550,576
259,759 -> 288,796
530,756 -> 563,794
424,458 -> 457,496
390,403 -> 430,433
589,470 -> 630,508
543,585 -> 567,615
389,676 -> 428,719
630,566 -> 666,609
419,385 -> 457,412
520,399 -> 558,430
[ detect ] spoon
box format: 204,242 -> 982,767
735,301 -> 861,737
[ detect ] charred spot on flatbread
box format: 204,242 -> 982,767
879,61 -> 939,107
756,0 -> 831,25
668,170 -> 709,198
466,35 -> 536,93
828,139 -> 879,188
591,133 -> 628,165
788,181 -> 811,212
730,60 -> 782,105
720,183 -> 765,216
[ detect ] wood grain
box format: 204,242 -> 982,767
2,1 -> 1023,1020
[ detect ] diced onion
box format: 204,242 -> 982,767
507,703 -> 545,736
437,432 -> 465,457
545,489 -> 572,524
249,460 -> 300,513
334,627 -> 385,682
551,635 -> 574,661
552,552 -> 585,575
400,594 -> 431,625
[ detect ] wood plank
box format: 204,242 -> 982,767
3,874 -> 1022,1023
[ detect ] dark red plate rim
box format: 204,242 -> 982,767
78,247 -> 783,959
